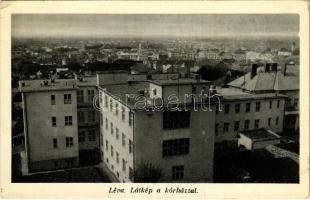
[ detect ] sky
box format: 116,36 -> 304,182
12,14 -> 299,38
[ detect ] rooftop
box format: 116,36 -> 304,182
239,128 -> 281,142
149,78 -> 209,86
19,79 -> 77,92
76,76 -> 97,87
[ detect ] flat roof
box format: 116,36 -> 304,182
149,78 -> 210,86
19,79 -> 78,92
76,76 -> 97,87
239,128 -> 280,142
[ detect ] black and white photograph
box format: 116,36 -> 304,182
10,13 -> 301,184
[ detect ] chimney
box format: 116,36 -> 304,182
283,64 -> 287,76
251,64 -> 258,79
265,63 -> 271,72
271,63 -> 278,71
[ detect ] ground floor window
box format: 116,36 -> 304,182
172,165 -> 184,180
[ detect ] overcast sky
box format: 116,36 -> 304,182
12,14 -> 299,38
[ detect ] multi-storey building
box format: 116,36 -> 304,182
19,79 -> 79,172
97,74 -> 216,182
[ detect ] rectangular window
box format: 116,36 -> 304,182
244,120 -> 250,130
172,165 -> 184,180
235,104 -> 240,113
110,99 -> 113,111
116,128 -> 119,140
129,139 -> 133,153
52,116 -> 56,127
129,167 -> 134,181
268,118 -> 272,126
122,133 -> 126,146
246,103 -> 251,112
255,102 -> 261,112
116,152 -> 119,164
105,95 -> 108,108
277,99 -> 280,108
254,119 -> 260,129
224,123 -> 229,132
88,110 -> 95,122
115,103 -> 119,116
269,101 -> 273,109
110,123 -> 114,135
105,118 -> 108,130
88,130 -> 96,141
163,111 -> 190,129
105,140 -> 109,151
122,159 -> 126,171
276,117 -> 279,125
53,138 -> 58,148
87,90 -> 95,102
162,138 -> 190,157
65,116 -> 72,126
78,111 -> 84,123
121,107 -> 125,120
64,94 -> 72,104
77,90 -> 84,102
111,145 -> 114,157
215,123 -> 219,136
224,104 -> 230,114
66,137 -> 73,147
234,121 -> 239,131
79,131 -> 85,143
129,111 -> 134,126
51,95 -> 55,105
294,98 -> 298,108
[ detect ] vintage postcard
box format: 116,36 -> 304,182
0,0 -> 309,199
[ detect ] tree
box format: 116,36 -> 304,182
133,161 -> 162,182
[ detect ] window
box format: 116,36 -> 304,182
66,137 -> 73,147
255,102 -> 261,112
121,107 -> 125,120
64,94 -> 72,104
224,123 -> 229,132
105,118 -> 108,130
224,104 -> 230,114
129,111 -> 134,126
52,117 -> 56,127
254,119 -> 260,129
116,152 -> 119,164
65,116 -> 72,126
294,98 -> 298,108
54,161 -> 58,168
277,100 -> 280,108
51,95 -> 55,105
53,138 -> 58,148
122,159 -> 126,171
77,90 -> 84,102
105,95 -> 108,108
234,121 -> 239,131
268,118 -> 271,126
78,111 -> 84,123
215,123 -> 219,136
244,120 -> 250,130
111,145 -> 114,157
116,128 -> 119,140
129,167 -> 134,181
276,117 -> 279,125
110,99 -> 113,111
110,123 -> 114,135
246,103 -> 251,112
153,89 -> 157,96
87,90 -> 95,102
129,139 -> 133,153
235,104 -> 240,113
79,131 -> 85,143
163,111 -> 190,129
115,103 -> 119,116
122,133 -> 126,146
172,165 -> 184,180
105,140 -> 109,151
88,130 -> 96,141
88,110 -> 95,122
66,159 -> 73,167
162,138 -> 190,157
269,101 -> 273,109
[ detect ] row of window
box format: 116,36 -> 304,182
163,138 -> 190,157
51,116 -> 72,126
77,90 -> 95,103
105,137 -> 133,155
78,130 -> 96,142
219,100 -> 281,114
51,94 -> 72,105
52,137 -> 74,148
215,117 -> 279,135
78,110 -> 96,123
106,157 -> 134,181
